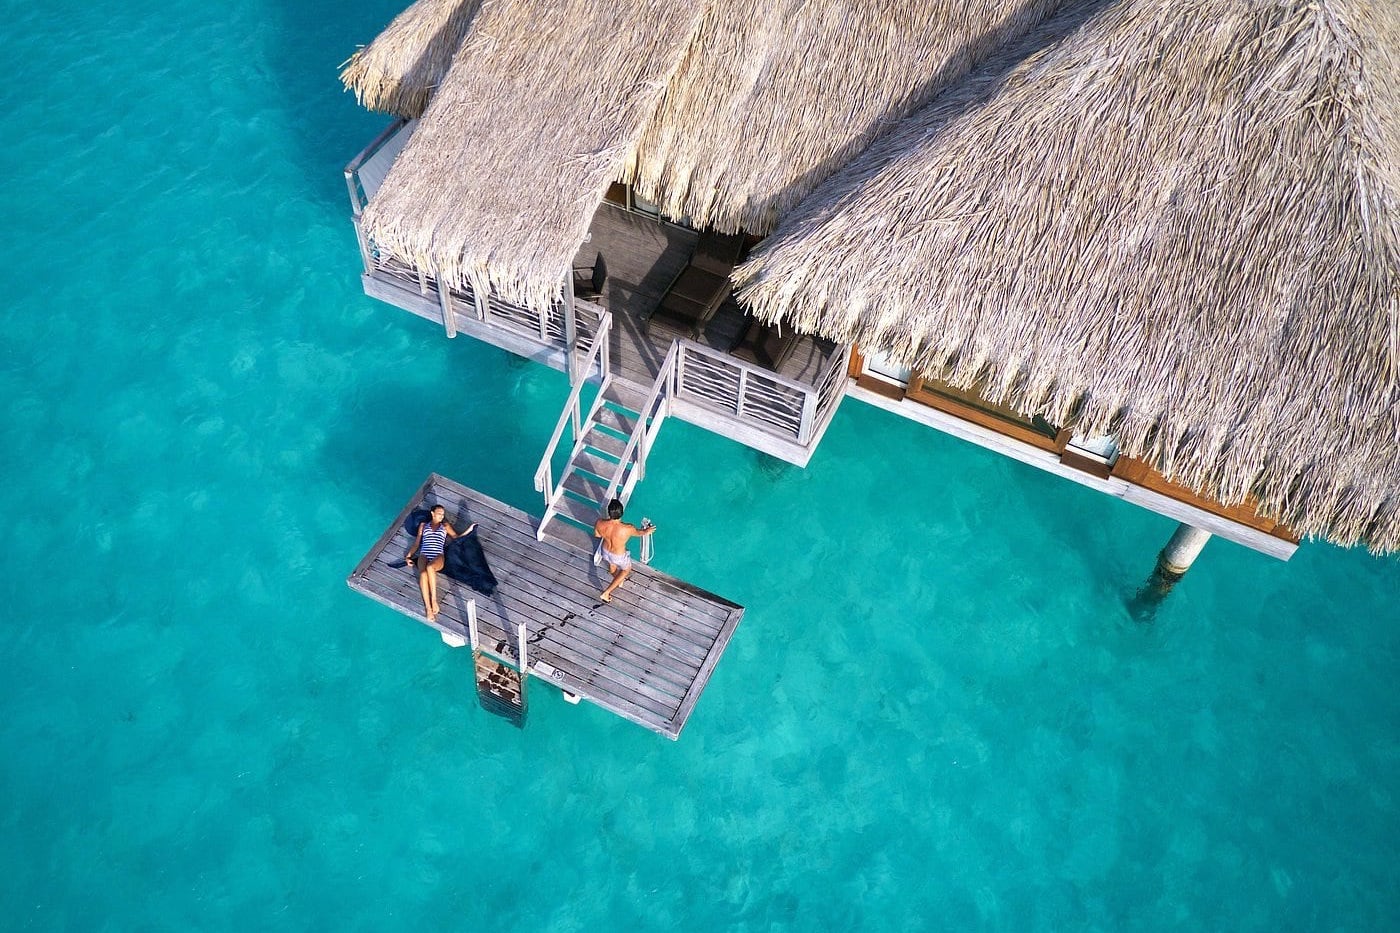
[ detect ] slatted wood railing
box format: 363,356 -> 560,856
672,339 -> 849,446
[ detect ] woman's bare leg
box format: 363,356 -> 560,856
426,557 -> 445,616
417,567 -> 434,620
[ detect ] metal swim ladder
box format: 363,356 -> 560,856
534,312 -> 676,549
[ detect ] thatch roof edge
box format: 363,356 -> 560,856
340,0 -> 482,118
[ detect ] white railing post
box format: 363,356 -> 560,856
350,216 -> 374,274
344,169 -> 365,218
639,419 -> 652,479
466,599 -> 480,651
563,275 -> 579,385
599,319 -> 611,380
736,369 -> 749,418
516,622 -> 528,675
538,462 -> 553,500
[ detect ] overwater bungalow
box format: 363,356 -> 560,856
339,0 -> 1399,731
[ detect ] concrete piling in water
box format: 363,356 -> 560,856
1130,523 -> 1212,619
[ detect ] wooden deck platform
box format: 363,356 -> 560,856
347,474 -> 744,739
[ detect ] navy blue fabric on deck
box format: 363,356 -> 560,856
442,529 -> 497,596
403,508 -> 430,535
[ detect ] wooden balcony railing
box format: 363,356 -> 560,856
673,339 -> 850,447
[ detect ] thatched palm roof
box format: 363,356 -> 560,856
621,0 -> 1068,235
341,0 -> 482,118
357,0 -> 708,308
345,0 -> 1070,305
737,0 -> 1400,551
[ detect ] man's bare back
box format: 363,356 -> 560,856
593,517 -> 640,556
593,499 -> 655,601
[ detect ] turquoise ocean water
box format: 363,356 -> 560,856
3,1 -> 1398,929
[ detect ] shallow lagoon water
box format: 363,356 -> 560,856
2,1 -> 1399,929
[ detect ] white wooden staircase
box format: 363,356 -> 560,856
534,313 -> 675,547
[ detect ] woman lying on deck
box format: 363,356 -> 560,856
405,504 -> 476,622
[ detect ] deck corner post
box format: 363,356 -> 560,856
351,216 -> 373,275
466,599 -> 480,652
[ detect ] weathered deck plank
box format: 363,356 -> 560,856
348,474 -> 744,738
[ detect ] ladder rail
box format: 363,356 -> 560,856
605,342 -> 678,506
533,312 -> 613,503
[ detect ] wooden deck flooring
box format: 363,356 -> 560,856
347,474 -> 744,739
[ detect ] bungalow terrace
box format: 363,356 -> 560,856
339,0 -> 1399,730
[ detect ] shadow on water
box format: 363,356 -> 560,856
1125,558 -> 1185,623
262,0 -> 423,209
754,450 -> 795,482
316,343 -> 551,519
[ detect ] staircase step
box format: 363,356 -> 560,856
583,425 -> 630,460
569,448 -> 630,482
550,493 -> 605,529
540,518 -> 595,552
561,468 -> 610,503
590,405 -> 638,438
601,381 -> 647,411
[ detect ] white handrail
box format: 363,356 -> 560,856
605,342 -> 678,505
533,312 -> 613,499
344,117 -> 409,216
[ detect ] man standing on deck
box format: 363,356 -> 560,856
593,498 -> 655,603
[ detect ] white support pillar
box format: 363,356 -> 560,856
437,284 -> 457,339
1132,523 -> 1213,618
1158,523 -> 1212,577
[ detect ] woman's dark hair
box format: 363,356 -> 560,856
607,498 -> 624,520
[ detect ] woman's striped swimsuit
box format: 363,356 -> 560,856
418,522 -> 448,560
